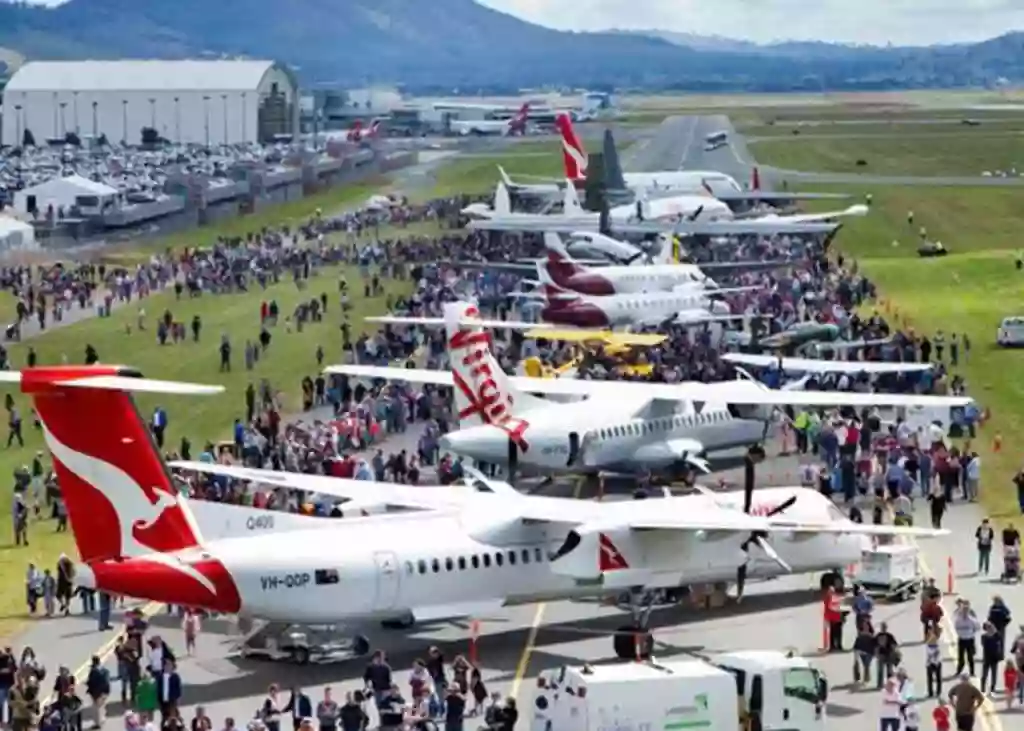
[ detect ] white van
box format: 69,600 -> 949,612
532,651 -> 828,731
997,316 -> 1024,347
531,660 -> 737,731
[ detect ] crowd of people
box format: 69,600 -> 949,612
4,182 -> 1014,731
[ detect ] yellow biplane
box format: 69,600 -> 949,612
520,328 -> 662,378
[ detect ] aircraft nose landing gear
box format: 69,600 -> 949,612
613,588 -> 657,660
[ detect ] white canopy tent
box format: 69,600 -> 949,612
0,216 -> 37,252
13,174 -> 118,217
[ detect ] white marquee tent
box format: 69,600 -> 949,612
0,216 -> 37,252
13,174 -> 118,216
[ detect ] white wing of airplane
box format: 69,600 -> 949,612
170,462 -> 948,540
721,353 -> 933,375
757,204 -> 869,225
324,364 -> 972,409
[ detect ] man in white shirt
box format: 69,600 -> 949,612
879,676 -> 903,731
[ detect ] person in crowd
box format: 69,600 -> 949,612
948,673 -> 983,731
953,600 -> 981,677
85,654 -> 110,729
283,686 -> 312,731
975,518 -> 994,575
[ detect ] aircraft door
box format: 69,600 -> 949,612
567,431 -> 581,467
373,551 -> 401,611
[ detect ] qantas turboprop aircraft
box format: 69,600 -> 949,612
14,364 -> 951,660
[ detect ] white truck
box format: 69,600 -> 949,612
531,650 -> 827,731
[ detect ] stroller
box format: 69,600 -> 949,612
1002,545 -> 1021,583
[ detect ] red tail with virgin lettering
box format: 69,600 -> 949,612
443,302 -> 546,433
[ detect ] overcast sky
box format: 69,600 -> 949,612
478,0 -> 1024,46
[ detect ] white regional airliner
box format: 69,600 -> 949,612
12,364 -> 949,660
347,302 -> 969,480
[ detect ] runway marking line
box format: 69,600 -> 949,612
886,507 -> 1003,731
508,476 -> 586,704
46,599 -> 162,705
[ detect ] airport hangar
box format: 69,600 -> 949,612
1,59 -> 300,147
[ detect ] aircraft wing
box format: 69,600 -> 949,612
466,218 -> 597,234
698,259 -> 799,274
171,462 -> 473,511
442,261 -> 539,273
721,353 -> 933,374
769,519 -> 948,538
762,204 -> 869,225
324,365 -> 973,408
715,191 -> 850,205
615,220 -> 840,236
365,315 -> 555,331
173,462 -> 950,539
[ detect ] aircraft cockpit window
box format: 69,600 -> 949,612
314,569 -> 340,586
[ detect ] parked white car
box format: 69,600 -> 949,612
997,316 -> 1024,347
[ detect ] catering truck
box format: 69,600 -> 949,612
531,650 -> 827,731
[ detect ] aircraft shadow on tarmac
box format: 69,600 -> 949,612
123,589 -> 819,711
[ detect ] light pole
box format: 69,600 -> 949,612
72,91 -> 80,134
52,92 -> 58,138
221,94 -> 228,144
14,105 -> 22,147
122,99 -> 128,144
91,101 -> 99,139
240,92 -> 247,143
59,102 -> 68,137
173,97 -> 180,144
203,96 -> 211,147
148,98 -> 156,129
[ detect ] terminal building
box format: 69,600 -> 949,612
1,59 -> 300,146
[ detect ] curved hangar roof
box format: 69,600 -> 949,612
5,60 -> 287,93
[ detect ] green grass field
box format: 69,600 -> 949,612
803,185 -> 1024,522
749,133 -> 1024,176
756,116 -> 1024,517
740,119 -> 1024,139
0,178 -> 428,638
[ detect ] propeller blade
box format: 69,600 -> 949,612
686,455 -> 712,474
754,536 -> 792,573
736,564 -> 747,600
766,495 -> 798,518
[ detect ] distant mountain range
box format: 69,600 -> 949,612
1,0 -> 1023,91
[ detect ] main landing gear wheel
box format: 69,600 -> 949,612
613,626 -> 654,660
352,635 -> 371,657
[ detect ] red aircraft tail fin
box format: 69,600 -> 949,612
556,113 -> 588,180
14,366 -> 221,563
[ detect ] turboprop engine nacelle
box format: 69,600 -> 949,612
548,525 -> 652,588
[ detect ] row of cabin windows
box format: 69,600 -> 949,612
409,546 -> 546,576
591,411 -> 730,441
